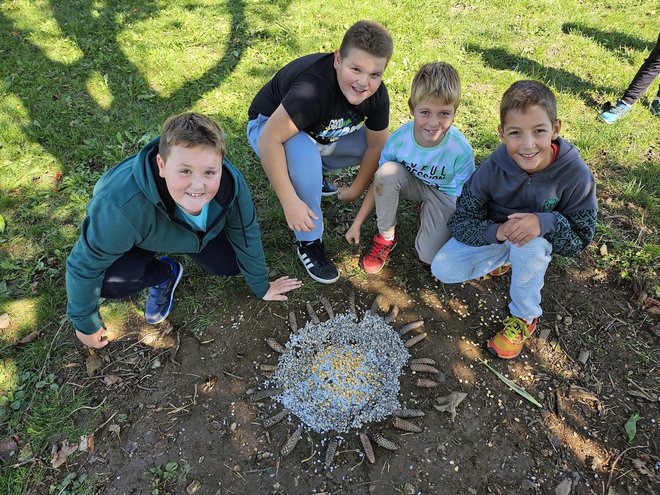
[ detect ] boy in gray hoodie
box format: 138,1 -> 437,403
431,80 -> 597,359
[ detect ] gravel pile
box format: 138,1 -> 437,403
273,311 -> 410,433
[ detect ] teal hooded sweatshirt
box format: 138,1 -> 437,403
66,137 -> 269,334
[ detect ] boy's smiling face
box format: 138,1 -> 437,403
498,104 -> 561,174
157,144 -> 223,215
334,48 -> 388,105
412,99 -> 456,148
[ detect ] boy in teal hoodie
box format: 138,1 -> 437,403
66,112 -> 301,349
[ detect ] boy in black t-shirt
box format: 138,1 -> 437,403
247,20 -> 393,284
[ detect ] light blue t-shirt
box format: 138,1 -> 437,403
379,121 -> 474,196
176,203 -> 209,232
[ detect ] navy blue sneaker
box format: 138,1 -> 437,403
297,239 -> 339,284
321,177 -> 338,196
145,256 -> 183,325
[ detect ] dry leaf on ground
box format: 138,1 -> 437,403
434,391 -> 468,421
16,331 -> 39,346
51,439 -> 79,469
86,354 -> 103,377
554,478 -> 572,495
0,313 -> 10,329
0,435 -> 19,461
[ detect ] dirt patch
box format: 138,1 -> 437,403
66,251 -> 658,495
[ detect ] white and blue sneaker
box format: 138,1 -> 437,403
145,256 -> 183,325
599,100 -> 632,124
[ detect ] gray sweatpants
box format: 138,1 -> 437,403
375,161 -> 457,264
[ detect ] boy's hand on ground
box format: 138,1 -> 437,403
504,213 -> 541,246
75,327 -> 109,349
263,276 -> 302,301
283,198 -> 318,232
345,222 -> 361,244
337,185 -> 360,202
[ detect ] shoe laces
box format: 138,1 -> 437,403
365,236 -> 394,263
303,240 -> 331,267
501,316 -> 532,343
608,102 -> 630,116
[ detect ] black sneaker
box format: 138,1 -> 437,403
321,177 -> 338,196
145,256 -> 183,325
296,239 -> 340,284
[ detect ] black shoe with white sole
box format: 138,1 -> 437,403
296,239 -> 340,284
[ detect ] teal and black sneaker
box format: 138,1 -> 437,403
650,97 -> 660,117
321,176 -> 338,196
145,256 -> 183,325
599,100 -> 632,124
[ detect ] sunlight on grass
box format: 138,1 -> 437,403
117,2 -> 232,98
1,0 -> 83,64
86,71 -> 114,109
0,358 -> 19,396
0,299 -> 37,342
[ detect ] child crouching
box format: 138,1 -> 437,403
348,62 -> 474,272
431,80 -> 597,359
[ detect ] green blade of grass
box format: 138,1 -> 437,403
479,358 -> 542,408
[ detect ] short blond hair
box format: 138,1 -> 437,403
408,62 -> 461,112
159,112 -> 226,161
339,20 -> 393,61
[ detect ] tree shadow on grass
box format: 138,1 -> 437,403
561,22 -> 656,62
464,43 -> 612,108
0,0 -> 295,177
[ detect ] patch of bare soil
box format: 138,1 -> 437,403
64,250 -> 658,495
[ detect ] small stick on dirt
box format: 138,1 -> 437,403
306,302 -> 320,324
222,370 -> 244,380
170,331 -> 181,365
223,463 -> 246,481
604,445 -> 649,495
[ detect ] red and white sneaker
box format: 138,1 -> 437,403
362,233 -> 397,274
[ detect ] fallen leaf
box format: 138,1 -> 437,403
102,375 -> 123,387
599,244 -> 608,256
86,354 -> 103,377
198,375 -> 218,394
0,435 -> 19,461
624,412 -> 641,443
0,313 -> 9,329
554,478 -> 572,495
16,331 -> 39,347
17,441 -> 32,462
51,439 -> 78,469
434,391 -> 468,421
186,480 -> 202,494
79,433 -> 95,454
108,424 -> 121,438
631,458 -> 654,478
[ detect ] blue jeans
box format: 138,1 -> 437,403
431,237 -> 553,322
247,114 -> 366,242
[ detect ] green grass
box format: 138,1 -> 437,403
0,0 -> 658,492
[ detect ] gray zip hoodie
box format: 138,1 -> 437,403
448,137 -> 597,257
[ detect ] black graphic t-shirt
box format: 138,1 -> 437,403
248,53 -> 389,145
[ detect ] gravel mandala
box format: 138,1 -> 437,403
251,293 -> 437,466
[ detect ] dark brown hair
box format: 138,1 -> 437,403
339,20 -> 393,61
500,80 -> 557,126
